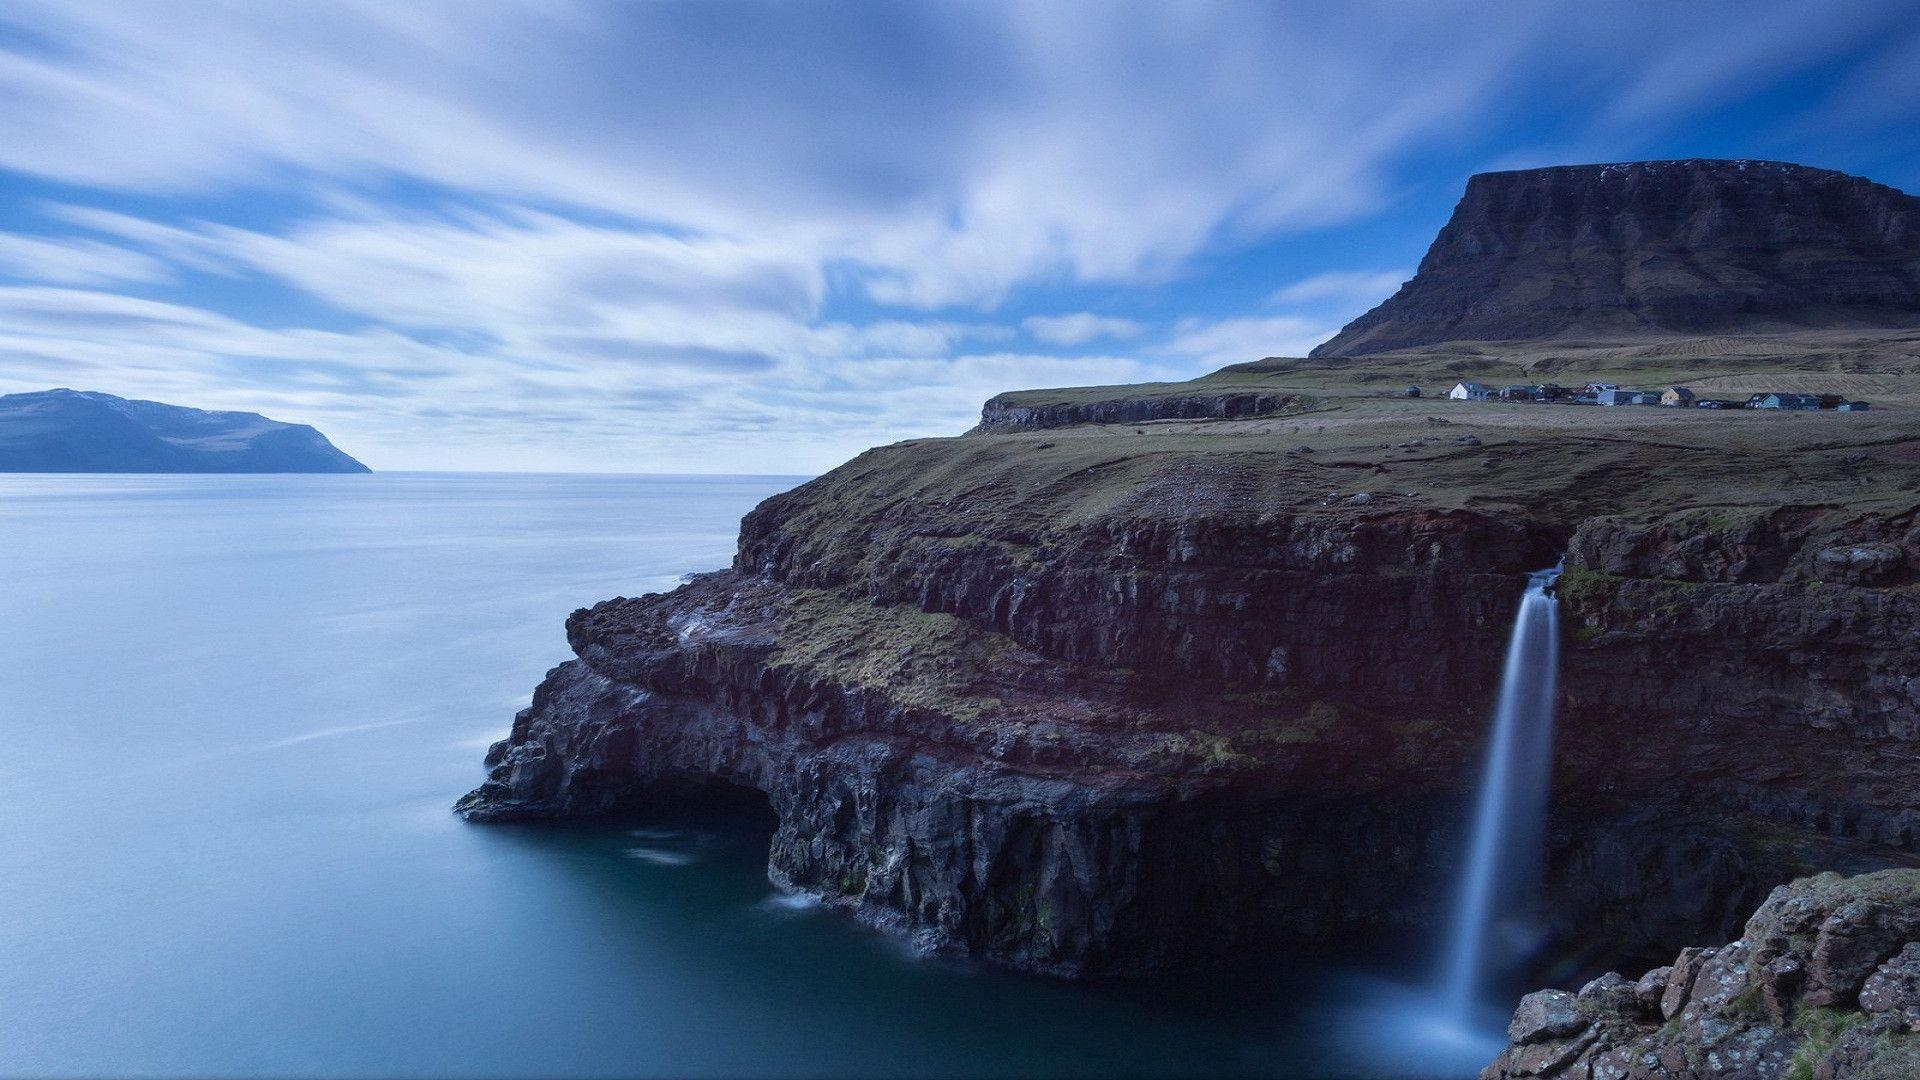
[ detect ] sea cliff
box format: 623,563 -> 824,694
459,397 -> 1920,977
459,159 -> 1920,988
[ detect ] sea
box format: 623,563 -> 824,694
0,473 -> 1497,1079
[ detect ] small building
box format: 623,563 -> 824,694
1449,381 -> 1492,401
1596,389 -> 1661,406
1817,394 -> 1847,409
1660,387 -> 1696,407
1750,393 -> 1822,410
1837,401 -> 1871,412
1584,382 -> 1619,395
1498,384 -> 1543,402
1403,385 -> 1422,398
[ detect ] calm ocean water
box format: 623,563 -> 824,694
0,473 -> 1489,1079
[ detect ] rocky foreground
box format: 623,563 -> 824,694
1486,869 -> 1920,1079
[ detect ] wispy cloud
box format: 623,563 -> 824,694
1162,316 -> 1334,368
1268,270 -> 1408,308
1022,313 -> 1144,346
0,234 -> 171,287
0,1 -> 1912,470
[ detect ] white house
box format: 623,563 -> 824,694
1597,389 -> 1661,406
1449,381 -> 1492,401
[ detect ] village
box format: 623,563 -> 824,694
1427,381 -> 1872,411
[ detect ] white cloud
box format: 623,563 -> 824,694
1021,313 -> 1144,346
0,1 -> 1541,311
1268,270 -> 1408,307
1161,316 -> 1335,368
0,234 -> 172,287
0,2 -> 1913,470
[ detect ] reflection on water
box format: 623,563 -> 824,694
1,472 -> 1490,1079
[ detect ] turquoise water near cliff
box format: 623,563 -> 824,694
0,473 -> 1481,1079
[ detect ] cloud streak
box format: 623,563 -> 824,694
0,1 -> 1912,470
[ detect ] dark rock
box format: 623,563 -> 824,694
1510,989 -> 1589,1044
1487,870 -> 1920,1078
1761,955 -> 1807,1024
1858,943 -> 1920,1028
1664,947 -> 1716,1019
1314,160 -> 1920,357
976,391 -> 1302,431
1809,900 -> 1920,1007
1579,971 -> 1638,1014
1633,966 -> 1672,1016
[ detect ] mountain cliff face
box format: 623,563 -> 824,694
0,389 -> 370,473
1313,160 -> 1920,357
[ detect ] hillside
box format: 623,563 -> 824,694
0,389 -> 370,473
1313,160 -> 1920,357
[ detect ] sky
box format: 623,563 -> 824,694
0,2 -> 1916,473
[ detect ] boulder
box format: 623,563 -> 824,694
1858,942 -> 1920,1029
1509,989 -> 1590,1045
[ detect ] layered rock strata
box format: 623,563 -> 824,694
1314,160 -> 1920,357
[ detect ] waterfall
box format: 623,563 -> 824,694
1440,564 -> 1562,1021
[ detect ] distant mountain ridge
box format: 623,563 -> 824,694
1313,159 -> 1920,357
0,389 -> 370,473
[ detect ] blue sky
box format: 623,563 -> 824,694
0,2 -> 1915,472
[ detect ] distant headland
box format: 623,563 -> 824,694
0,389 -> 370,473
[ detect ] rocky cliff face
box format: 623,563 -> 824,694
976,390 -> 1303,431
1484,869 -> 1920,1079
1313,160 -> 1920,357
459,432 -> 1920,977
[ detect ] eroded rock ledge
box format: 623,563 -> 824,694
976,389 -> 1305,431
458,445 -> 1920,978
1484,869 -> 1920,1079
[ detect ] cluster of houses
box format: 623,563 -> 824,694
1425,381 -> 1871,411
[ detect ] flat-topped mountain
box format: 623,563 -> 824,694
0,389 -> 370,473
1313,159 -> 1920,357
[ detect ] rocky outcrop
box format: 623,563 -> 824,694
1483,869 -> 1920,1079
0,388 -> 369,473
459,444 -> 1920,977
458,573 -> 1481,975
976,390 -> 1302,431
1313,160 -> 1920,357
